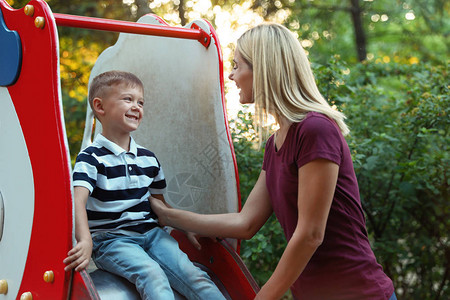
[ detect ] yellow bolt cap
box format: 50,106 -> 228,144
24,5 -> 34,17
0,279 -> 8,294
34,17 -> 45,29
43,270 -> 54,283
20,292 -> 33,300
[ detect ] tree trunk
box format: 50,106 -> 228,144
178,0 -> 187,26
349,0 -> 367,61
136,0 -> 152,19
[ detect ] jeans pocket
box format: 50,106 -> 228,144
91,233 -> 114,269
92,232 -> 113,257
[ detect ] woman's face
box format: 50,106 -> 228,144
228,50 -> 253,104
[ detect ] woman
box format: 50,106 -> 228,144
150,23 -> 395,300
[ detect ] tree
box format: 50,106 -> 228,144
251,0 -> 449,64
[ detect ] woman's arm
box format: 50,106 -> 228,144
256,159 -> 338,299
151,193 -> 203,249
151,193 -> 171,207
150,170 -> 273,240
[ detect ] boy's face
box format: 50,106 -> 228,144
97,82 -> 144,134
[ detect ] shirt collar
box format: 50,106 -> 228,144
95,134 -> 138,157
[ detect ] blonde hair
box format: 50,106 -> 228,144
236,23 -> 349,138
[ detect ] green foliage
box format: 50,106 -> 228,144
229,110 -> 264,197
240,215 -> 287,293
229,111 -> 288,288
342,61 -> 449,299
254,0 -> 449,64
231,59 -> 449,298
59,37 -> 106,162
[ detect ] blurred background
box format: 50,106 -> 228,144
7,0 -> 448,298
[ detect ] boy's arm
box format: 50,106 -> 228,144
64,186 -> 92,272
151,194 -> 202,250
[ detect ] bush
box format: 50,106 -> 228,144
231,59 -> 449,299
229,111 -> 288,289
342,61 -> 449,299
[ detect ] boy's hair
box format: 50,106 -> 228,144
88,70 -> 144,113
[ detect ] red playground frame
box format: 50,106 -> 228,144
0,0 -> 258,299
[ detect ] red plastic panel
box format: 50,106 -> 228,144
1,0 -> 73,298
172,230 -> 259,300
69,271 -> 101,300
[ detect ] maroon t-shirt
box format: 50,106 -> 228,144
262,112 -> 394,299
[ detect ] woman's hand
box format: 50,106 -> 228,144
150,171 -> 272,240
150,196 -> 169,226
186,231 -> 202,250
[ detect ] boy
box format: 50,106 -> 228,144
63,70 -> 225,300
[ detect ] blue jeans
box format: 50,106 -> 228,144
92,227 -> 225,300
389,292 -> 397,300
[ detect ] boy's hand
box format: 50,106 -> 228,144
63,239 -> 93,272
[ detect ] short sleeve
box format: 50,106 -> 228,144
149,158 -> 167,194
295,114 -> 343,168
72,152 -> 98,193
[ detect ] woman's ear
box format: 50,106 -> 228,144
92,97 -> 105,117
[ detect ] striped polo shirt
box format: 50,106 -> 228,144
73,134 -> 166,235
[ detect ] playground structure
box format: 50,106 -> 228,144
0,0 -> 259,299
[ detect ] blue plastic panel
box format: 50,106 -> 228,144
0,8 -> 22,86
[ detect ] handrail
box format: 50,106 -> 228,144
53,13 -> 211,48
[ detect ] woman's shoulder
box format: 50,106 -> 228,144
296,112 -> 341,136
303,111 -> 336,124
